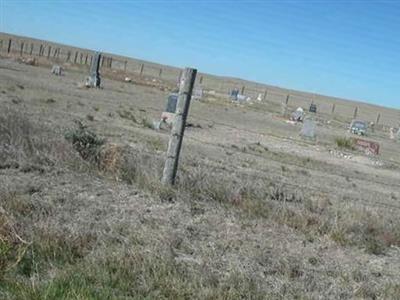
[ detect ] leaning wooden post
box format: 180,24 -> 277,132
162,67 -> 197,186
263,89 -> 268,101
139,63 -> 144,76
281,95 -> 290,117
7,39 -> 12,53
241,85 -> 245,95
376,113 -> 381,125
353,106 -> 358,119
20,42 -> 24,56
159,68 -> 163,78
331,103 -> 336,114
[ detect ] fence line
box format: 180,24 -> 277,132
0,36 -> 398,128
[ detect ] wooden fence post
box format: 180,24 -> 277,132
199,75 -> 203,84
376,113 -> 381,125
285,94 -> 290,105
263,89 -> 268,101
353,106 -> 358,119
161,67 -> 197,186
139,63 -> 144,76
85,54 -> 88,65
74,52 -> 78,64
124,60 -> 127,72
241,85 -> 245,95
20,42 -> 24,56
159,68 -> 163,78
331,103 -> 336,114
30,43 -> 34,55
7,39 -> 12,53
47,46 -> 51,58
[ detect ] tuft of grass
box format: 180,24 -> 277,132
64,121 -> 105,162
117,109 -> 138,123
142,117 -> 154,129
335,137 -> 355,150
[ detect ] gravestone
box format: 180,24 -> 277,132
192,88 -> 203,100
230,88 -> 239,101
86,52 -> 101,87
51,65 -> 63,76
300,119 -> 316,139
161,93 -> 178,125
166,94 -> 178,113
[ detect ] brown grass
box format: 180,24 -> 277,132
1,109 -> 400,299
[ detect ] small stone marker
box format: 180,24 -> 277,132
300,119 -> 316,139
51,65 -> 63,76
192,88 -> 203,100
85,52 -> 101,87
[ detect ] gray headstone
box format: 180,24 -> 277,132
51,65 -> 63,76
87,52 -> 101,87
166,94 -> 178,113
300,119 -> 316,139
193,88 -> 203,100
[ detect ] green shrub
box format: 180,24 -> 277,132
335,137 -> 354,150
64,121 -> 104,162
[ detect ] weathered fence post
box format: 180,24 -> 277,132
74,52 -> 78,64
20,42 -> 24,56
281,95 -> 290,117
139,63 -> 144,76
84,54 -> 88,65
7,39 -> 12,53
159,68 -> 163,78
87,52 -> 101,87
263,89 -> 268,101
30,43 -> 34,55
66,51 -> 71,62
124,60 -> 127,72
199,75 -> 203,84
376,113 -> 381,125
241,85 -> 245,95
353,106 -> 358,119
161,67 -> 197,186
331,103 -> 336,114
47,46 -> 51,58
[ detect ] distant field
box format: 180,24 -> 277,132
1,32 -> 399,128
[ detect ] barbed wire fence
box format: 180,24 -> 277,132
0,36 -> 399,129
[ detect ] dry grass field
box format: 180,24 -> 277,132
0,37 -> 400,299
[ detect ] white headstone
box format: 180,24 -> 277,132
300,119 -> 316,139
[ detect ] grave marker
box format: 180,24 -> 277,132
300,119 -> 316,139
86,52 -> 101,87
